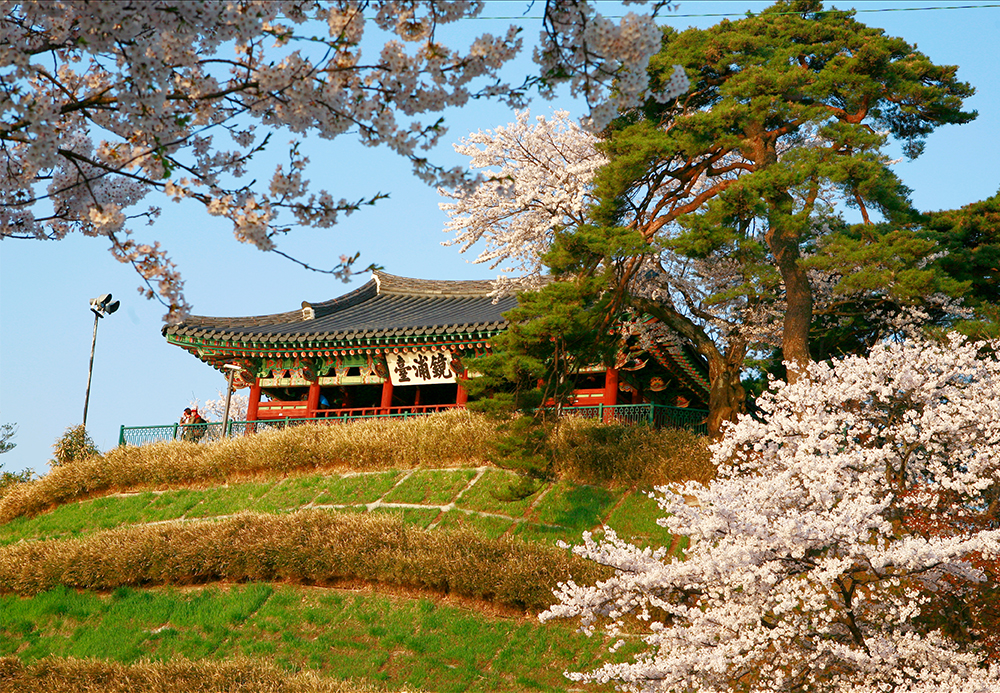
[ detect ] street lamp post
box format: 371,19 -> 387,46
221,363 -> 241,437
82,293 -> 120,429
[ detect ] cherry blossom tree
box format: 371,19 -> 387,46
541,334 -> 1000,693
202,391 -> 249,423
439,109 -> 609,294
1,0 -> 683,320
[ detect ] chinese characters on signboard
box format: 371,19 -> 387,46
388,350 -> 456,386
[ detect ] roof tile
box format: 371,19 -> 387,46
163,271 -> 519,343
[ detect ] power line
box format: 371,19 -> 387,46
673,3 -> 1000,19
476,3 -> 1000,21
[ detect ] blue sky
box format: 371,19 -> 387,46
2,1 -> 999,475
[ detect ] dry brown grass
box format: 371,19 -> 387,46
0,411 -> 713,523
552,418 -> 714,487
0,656 -> 381,692
0,511 -> 608,612
0,410 -> 497,523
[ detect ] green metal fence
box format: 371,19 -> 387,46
558,403 -> 707,433
119,403 -> 708,447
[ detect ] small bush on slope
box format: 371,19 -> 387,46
552,419 -> 712,486
49,425 -> 100,468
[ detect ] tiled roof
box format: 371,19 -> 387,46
163,272 -> 518,343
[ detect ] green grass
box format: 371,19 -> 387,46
381,469 -> 478,505
0,493 -> 158,546
143,489 -> 209,522
370,506 -> 442,528
453,468 -> 545,518
528,481 -> 620,533
0,584 -> 616,692
432,510 -> 514,539
600,492 -> 675,548
0,470 -> 670,555
249,475 -> 330,513
185,482 -> 275,518
311,471 -> 404,506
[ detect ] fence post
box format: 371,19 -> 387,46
172,423 -> 179,440
118,425 -> 125,446
648,404 -> 655,425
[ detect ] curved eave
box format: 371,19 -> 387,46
647,342 -> 711,396
165,322 -> 508,356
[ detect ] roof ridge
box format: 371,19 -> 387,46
162,273 -> 516,338
302,277 -> 379,318
373,271 -> 498,297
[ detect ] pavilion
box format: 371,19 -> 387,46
162,272 -> 710,423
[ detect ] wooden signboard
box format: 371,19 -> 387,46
388,350 -> 456,386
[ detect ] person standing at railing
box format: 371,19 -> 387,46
317,392 -> 331,417
179,408 -> 194,441
180,407 -> 208,442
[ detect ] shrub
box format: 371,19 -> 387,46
552,418 -> 713,487
482,414 -> 713,498
49,425 -> 99,468
1,410 -> 712,522
0,468 -> 32,500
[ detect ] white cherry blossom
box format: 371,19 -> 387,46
440,109 -> 607,293
2,1 -> 682,320
542,334 -> 1000,693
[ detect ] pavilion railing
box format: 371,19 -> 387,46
558,403 -> 707,433
118,403 -> 707,446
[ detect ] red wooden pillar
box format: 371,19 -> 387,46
380,379 -> 393,414
246,382 -> 262,435
603,367 -> 619,422
248,383 -> 262,421
307,382 -> 320,418
456,378 -> 468,407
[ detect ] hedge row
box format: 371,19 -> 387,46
0,656 -> 375,693
0,411 -> 494,523
0,511 -> 608,612
0,412 -> 711,524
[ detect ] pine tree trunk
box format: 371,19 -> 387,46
706,353 -> 746,439
766,194 -> 814,383
631,295 -> 747,438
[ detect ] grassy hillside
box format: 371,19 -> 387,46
0,412 -> 711,692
